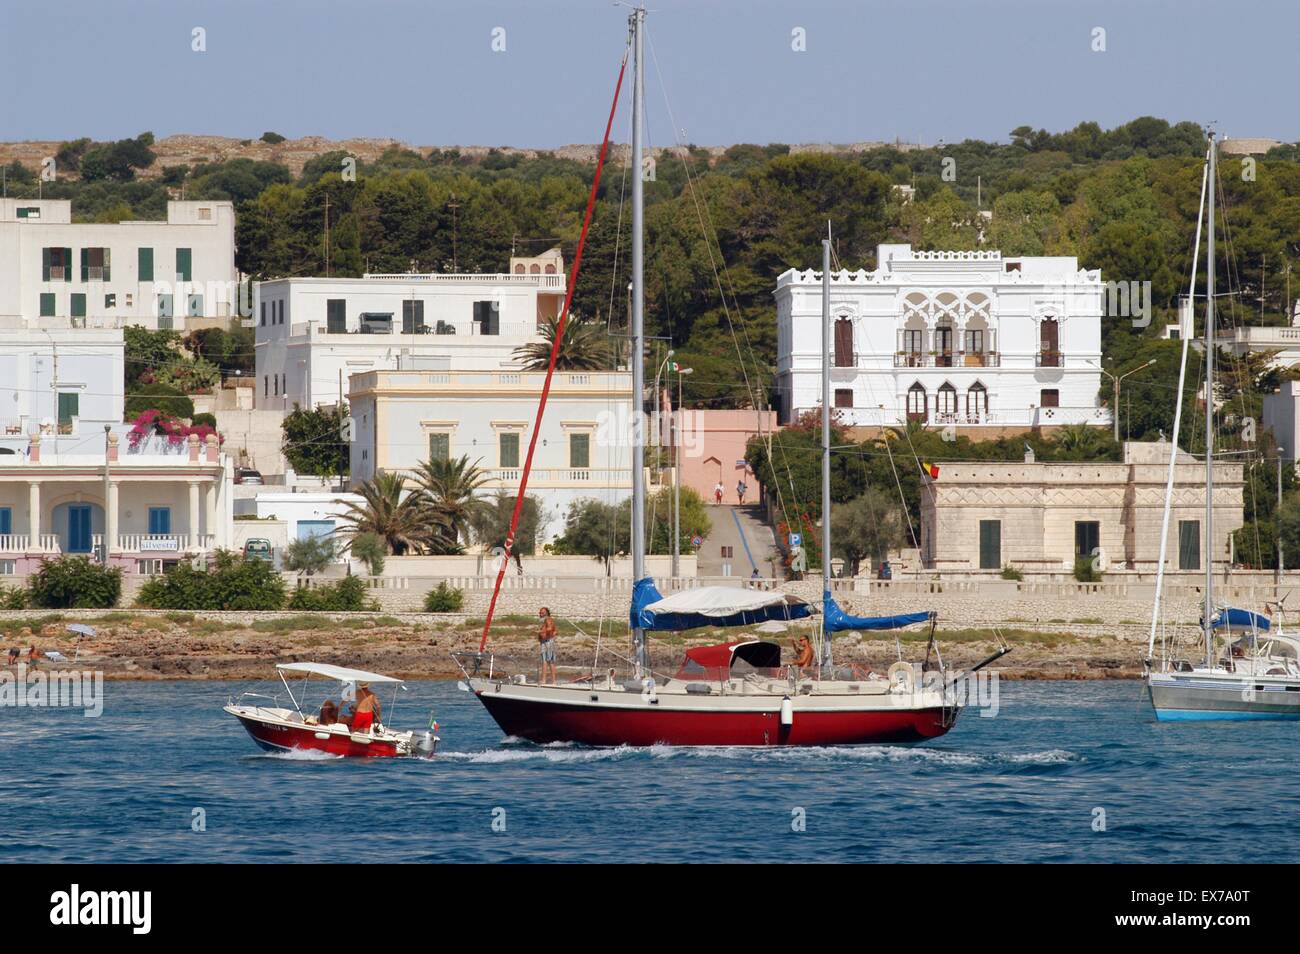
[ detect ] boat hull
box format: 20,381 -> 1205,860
1147,675 -> 1300,721
226,707 -> 406,758
473,685 -> 954,746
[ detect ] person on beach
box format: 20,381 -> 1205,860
538,607 -> 558,685
792,636 -> 815,669
27,645 -> 40,665
736,479 -> 747,505
6,647 -> 18,666
714,481 -> 724,505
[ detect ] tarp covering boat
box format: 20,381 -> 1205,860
276,662 -> 404,684
631,578 -> 813,631
823,592 -> 933,633
675,639 -> 783,679
1209,607 -> 1271,633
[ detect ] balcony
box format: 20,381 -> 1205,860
0,533 -> 215,555
484,467 -> 631,486
1036,350 -> 1063,368
894,351 -> 1001,368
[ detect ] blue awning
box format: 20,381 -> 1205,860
1210,607 -> 1271,632
631,578 -> 814,632
823,592 -> 933,633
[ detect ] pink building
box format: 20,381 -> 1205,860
663,407 -> 778,504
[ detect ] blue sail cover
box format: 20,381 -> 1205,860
1210,607 -> 1271,632
631,578 -> 814,632
823,591 -> 933,633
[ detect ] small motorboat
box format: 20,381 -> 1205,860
225,662 -> 438,758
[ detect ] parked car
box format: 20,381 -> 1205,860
243,538 -> 274,562
235,468 -> 263,485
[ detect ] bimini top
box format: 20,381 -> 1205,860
277,662 -> 403,684
631,579 -> 813,632
675,640 -> 783,679
1209,608 -> 1271,633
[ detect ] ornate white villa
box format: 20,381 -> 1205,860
774,244 -> 1111,434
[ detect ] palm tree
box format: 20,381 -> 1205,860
412,454 -> 489,552
337,472 -> 445,555
513,315 -> 613,371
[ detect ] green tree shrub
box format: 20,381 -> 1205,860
349,532 -> 387,576
283,535 -> 337,576
287,575 -> 375,611
136,550 -> 285,610
28,556 -> 121,609
423,582 -> 465,612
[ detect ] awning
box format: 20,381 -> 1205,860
277,662 -> 403,684
823,592 -> 933,633
631,578 -> 814,632
1209,608 -> 1271,633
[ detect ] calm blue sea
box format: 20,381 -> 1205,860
3,679 -> 1297,863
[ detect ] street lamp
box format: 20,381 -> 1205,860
1089,358 -> 1157,442
652,349 -> 674,449
671,365 -> 693,579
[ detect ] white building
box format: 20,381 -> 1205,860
774,244 -> 1110,433
0,198 -> 239,332
254,248 -> 567,411
347,368 -> 633,545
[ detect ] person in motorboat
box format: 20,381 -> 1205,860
348,684 -> 381,732
318,699 -> 340,726
792,635 -> 815,669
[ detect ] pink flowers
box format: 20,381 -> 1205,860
126,410 -> 223,449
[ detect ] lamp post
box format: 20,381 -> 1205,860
652,349 -> 674,450
1279,447 -> 1286,588
1090,358 -> 1157,441
671,365 -> 693,580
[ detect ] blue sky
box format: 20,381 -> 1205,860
2,0 -> 1294,147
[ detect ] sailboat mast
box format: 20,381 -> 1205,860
630,7 -> 648,674
1204,131 -> 1217,669
821,231 -> 833,672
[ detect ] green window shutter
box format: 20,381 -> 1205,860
63,248 -> 72,281
42,247 -> 51,282
500,433 -> 519,468
570,433 -> 590,469
80,247 -> 89,282
979,520 -> 1001,570
39,293 -> 55,317
176,247 -> 192,281
57,392 -> 79,425
70,293 -> 86,318
139,247 -> 154,281
102,248 -> 111,282
429,433 -> 449,463
1178,520 -> 1200,571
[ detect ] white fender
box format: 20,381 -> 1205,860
780,696 -> 794,726
887,661 -> 915,693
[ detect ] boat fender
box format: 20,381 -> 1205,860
313,731 -> 330,741
888,661 -> 915,693
780,696 -> 794,726
685,683 -> 712,695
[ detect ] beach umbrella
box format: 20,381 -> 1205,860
66,624 -> 97,663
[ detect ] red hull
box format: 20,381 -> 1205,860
476,692 -> 953,746
235,713 -> 402,758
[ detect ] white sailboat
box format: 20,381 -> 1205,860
1145,131 -> 1300,720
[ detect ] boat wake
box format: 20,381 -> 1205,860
251,747 -> 344,762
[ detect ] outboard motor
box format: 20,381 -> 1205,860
413,713 -> 440,759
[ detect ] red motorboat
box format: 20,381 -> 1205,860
225,662 -> 438,759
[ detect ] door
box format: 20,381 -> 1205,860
1039,318 -> 1060,366
978,520 -> 1001,570
934,324 -> 954,366
68,505 -> 93,553
833,318 -> 854,367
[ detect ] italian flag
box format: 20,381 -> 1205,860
922,462 -> 939,480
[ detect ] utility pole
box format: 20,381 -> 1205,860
1278,448 -> 1285,587
671,365 -> 692,579
324,193 -> 331,278
448,194 -> 460,271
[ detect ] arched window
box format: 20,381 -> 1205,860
544,263 -> 556,274
514,264 -> 525,274
967,381 -> 988,421
906,382 -> 927,422
937,382 -> 957,418
530,264 -> 541,274
833,317 -> 854,367
1039,317 -> 1060,366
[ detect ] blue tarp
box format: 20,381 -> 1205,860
823,592 -> 933,633
630,578 -> 814,632
1210,607 -> 1271,632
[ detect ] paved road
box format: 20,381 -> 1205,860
696,504 -> 780,578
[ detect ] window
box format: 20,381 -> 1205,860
176,247 -> 192,282
273,375 -> 279,396
81,247 -> 110,282
1178,520 -> 1200,571
0,507 -> 11,536
402,300 -> 426,334
16,206 -> 40,219
40,293 -> 55,317
903,329 -> 923,353
148,507 -> 172,536
198,207 -> 212,220
0,560 -> 14,576
187,294 -> 204,317
499,432 -> 520,468
42,247 -> 73,282
1074,521 -> 1100,559
70,293 -> 86,318
326,299 -> 346,334
906,382 -> 927,422
967,382 -> 988,420
428,433 -> 450,463
1039,317 -> 1060,366
138,247 -> 154,281
834,388 -> 853,408
105,293 -> 116,308
57,392 -> 79,426
833,317 -> 853,367
569,433 -> 590,469
1040,389 -> 1060,408
964,329 -> 984,354
157,294 -> 174,329
264,376 -> 269,397
473,300 -> 500,335
260,301 -> 266,327
277,300 -> 284,324
979,520 -> 1001,570
937,382 -> 957,417
934,323 -> 954,366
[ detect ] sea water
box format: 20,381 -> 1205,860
2,679 -> 1296,863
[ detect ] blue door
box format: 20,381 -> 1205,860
67,504 -> 92,553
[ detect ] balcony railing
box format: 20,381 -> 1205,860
0,533 -> 215,555
1035,350 -> 1063,368
484,467 -> 631,485
894,351 -> 1001,368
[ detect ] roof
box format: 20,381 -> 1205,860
277,662 -> 402,684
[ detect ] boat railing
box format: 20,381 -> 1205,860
230,689 -> 289,715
